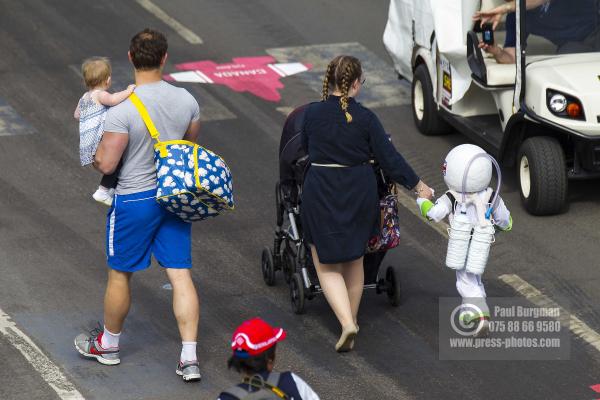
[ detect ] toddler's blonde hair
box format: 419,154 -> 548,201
81,57 -> 111,89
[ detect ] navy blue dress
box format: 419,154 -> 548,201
301,95 -> 419,264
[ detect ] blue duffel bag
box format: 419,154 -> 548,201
130,93 -> 234,222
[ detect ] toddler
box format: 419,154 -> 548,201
74,57 -> 135,206
417,144 -> 512,337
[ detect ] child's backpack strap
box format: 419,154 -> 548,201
488,189 -> 497,210
445,191 -> 456,208
222,373 -> 289,399
483,188 -> 494,203
484,187 -> 497,221
265,372 -> 281,387
445,190 -> 459,213
250,373 -> 288,399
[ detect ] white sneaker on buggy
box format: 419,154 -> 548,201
93,186 -> 115,206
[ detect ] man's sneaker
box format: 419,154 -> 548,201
74,331 -> 120,365
176,360 -> 201,382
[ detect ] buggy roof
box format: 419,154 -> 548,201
384,0 -> 502,104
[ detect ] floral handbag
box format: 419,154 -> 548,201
366,186 -> 400,253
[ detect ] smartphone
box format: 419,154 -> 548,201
482,23 -> 494,45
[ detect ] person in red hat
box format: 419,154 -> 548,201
218,318 -> 319,400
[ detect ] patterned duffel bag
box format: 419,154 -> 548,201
130,93 -> 234,222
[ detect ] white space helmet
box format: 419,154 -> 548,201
443,144 -> 492,193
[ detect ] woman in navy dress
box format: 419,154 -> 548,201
301,55 -> 433,352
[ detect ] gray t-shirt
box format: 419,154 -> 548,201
104,80 -> 200,195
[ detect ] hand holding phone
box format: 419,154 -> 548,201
482,23 -> 494,45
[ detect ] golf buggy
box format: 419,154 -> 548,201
384,0 -> 600,215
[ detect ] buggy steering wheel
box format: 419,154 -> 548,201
467,31 -> 488,86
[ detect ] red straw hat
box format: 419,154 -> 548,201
231,318 -> 287,357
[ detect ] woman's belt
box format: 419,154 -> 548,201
311,160 -> 372,168
311,163 -> 349,168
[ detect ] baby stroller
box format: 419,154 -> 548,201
260,105 -> 402,314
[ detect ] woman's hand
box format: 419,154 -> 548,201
414,180 -> 434,200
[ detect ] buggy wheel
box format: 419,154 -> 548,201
275,181 -> 284,227
261,247 -> 276,286
412,64 -> 451,136
385,266 -> 402,307
290,272 -> 306,314
517,137 -> 567,215
283,248 -> 296,284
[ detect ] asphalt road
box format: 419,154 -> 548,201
1,1 -> 600,399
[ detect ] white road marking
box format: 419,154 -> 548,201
169,71 -> 205,83
69,64 -> 81,79
267,63 -> 286,77
195,70 -> 214,84
499,274 -> 600,352
268,62 -> 309,77
276,106 -> 294,116
0,308 -> 85,399
0,99 -> 34,136
134,0 -> 203,44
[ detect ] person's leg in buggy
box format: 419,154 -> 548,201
93,160 -> 122,206
310,246 -> 361,352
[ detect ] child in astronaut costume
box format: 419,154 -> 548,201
417,144 -> 512,336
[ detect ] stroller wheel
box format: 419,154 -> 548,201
385,265 -> 402,307
290,272 -> 306,314
283,248 -> 296,284
261,247 -> 276,286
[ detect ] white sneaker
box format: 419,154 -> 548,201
93,187 -> 115,206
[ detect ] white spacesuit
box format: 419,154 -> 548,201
417,144 -> 512,336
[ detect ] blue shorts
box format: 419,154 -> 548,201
106,188 -> 192,272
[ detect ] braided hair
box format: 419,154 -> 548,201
321,58 -> 337,101
339,62 -> 354,123
320,55 -> 362,123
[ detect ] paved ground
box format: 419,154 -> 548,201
1,1 -> 600,399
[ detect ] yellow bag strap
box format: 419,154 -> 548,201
129,92 -> 161,142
